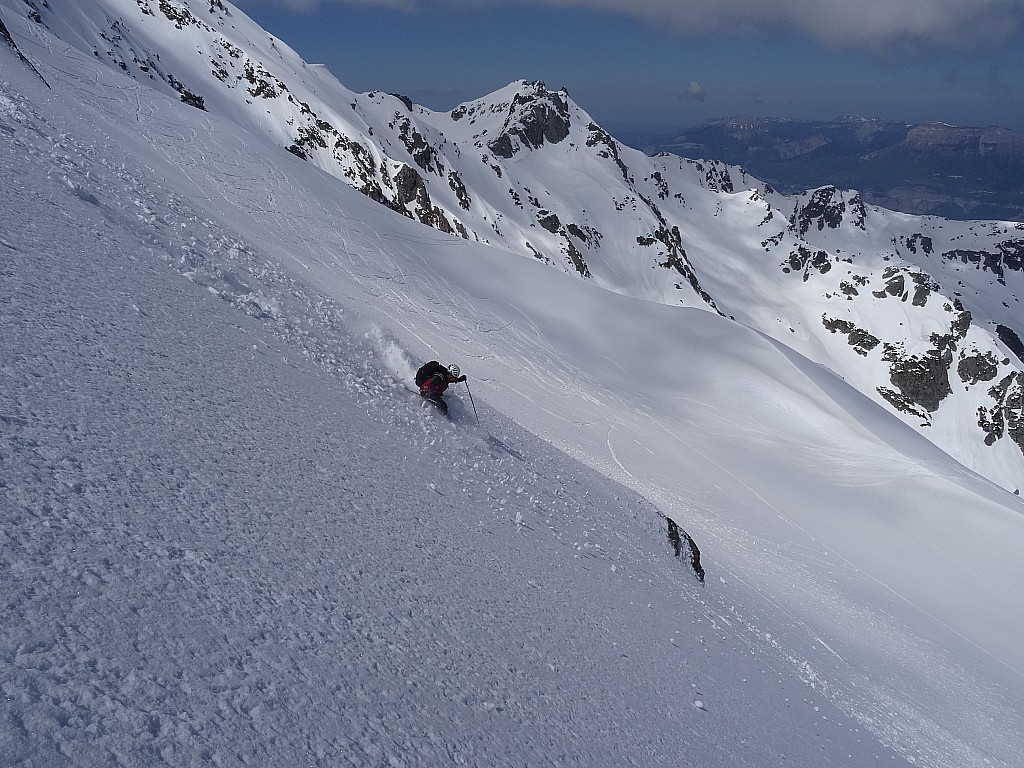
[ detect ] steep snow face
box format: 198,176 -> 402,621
771,187 -> 1024,486
17,0 -> 1023,490
3,7 -> 1024,768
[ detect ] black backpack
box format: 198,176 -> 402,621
415,360 -> 444,388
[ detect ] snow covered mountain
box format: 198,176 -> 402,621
18,0 -> 1021,493
3,2 -> 1024,767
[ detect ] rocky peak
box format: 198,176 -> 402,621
790,186 -> 848,236
486,80 -> 572,159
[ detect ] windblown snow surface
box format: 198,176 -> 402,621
2,9 -> 1024,768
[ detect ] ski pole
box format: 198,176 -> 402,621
464,380 -> 480,422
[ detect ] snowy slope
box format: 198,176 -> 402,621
12,0 -> 1024,492
0,30 -> 910,768
3,5 -> 1024,768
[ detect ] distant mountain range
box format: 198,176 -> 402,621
622,117 -> 1024,221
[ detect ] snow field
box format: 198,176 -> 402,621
1,63 -> 913,767
2,8 -> 1024,767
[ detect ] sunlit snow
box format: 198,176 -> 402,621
2,3 -> 1024,767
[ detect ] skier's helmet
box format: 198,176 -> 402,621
448,364 -> 460,378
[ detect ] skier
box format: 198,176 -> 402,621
415,360 -> 467,416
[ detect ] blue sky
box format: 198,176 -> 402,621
234,0 -> 1024,132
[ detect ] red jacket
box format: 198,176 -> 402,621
420,371 -> 465,396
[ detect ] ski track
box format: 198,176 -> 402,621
0,68 -> 906,768
2,18 -> 1023,768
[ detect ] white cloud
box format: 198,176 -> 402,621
236,0 -> 415,11
257,0 -> 1024,50
556,0 -> 1024,49
680,80 -> 706,102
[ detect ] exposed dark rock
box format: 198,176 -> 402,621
537,211 -> 560,233
958,350 -> 1000,385
877,386 -> 932,423
950,307 -> 972,340
942,249 -> 1006,282
242,60 -> 285,99
977,373 -> 1024,452
567,223 -> 587,243
27,6 -> 41,23
872,268 -> 933,305
881,341 -> 953,415
647,225 -> 719,312
1002,373 -> 1024,454
389,93 -> 413,111
564,238 -> 590,278
525,242 -> 550,264
333,133 -> 378,184
486,83 -> 571,159
941,240 -> 1024,285
848,193 -> 868,230
1002,239 -> 1024,272
821,316 -> 881,356
508,86 -> 570,148
355,178 -> 390,207
871,266 -> 938,306
487,133 -> 515,159
978,403 -> 1003,445
910,271 -> 939,307
394,164 -> 426,208
397,118 -> 440,174
761,231 -> 785,251
901,233 -> 934,255
995,325 -> 1024,364
448,170 -> 471,210
666,516 -> 704,583
790,186 -> 846,236
651,171 -> 669,200
703,163 -> 733,193
782,245 -> 831,281
165,73 -> 206,110
159,0 -> 208,31
840,275 -> 868,298
586,122 -> 631,183
532,210 -> 591,277
390,164 -> 468,239
288,121 -> 327,157
639,193 -> 666,224
566,223 -> 602,248
178,88 -> 205,110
